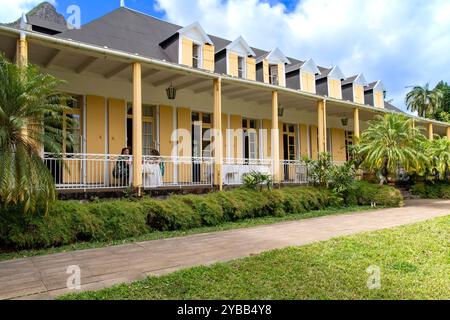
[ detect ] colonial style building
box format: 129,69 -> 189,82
1,2 -> 449,193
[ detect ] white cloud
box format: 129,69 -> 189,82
0,0 -> 56,24
155,0 -> 450,110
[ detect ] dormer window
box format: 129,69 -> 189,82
220,37 -> 255,79
237,56 -> 245,78
364,81 -> 386,108
256,48 -> 290,86
315,66 -> 344,99
192,43 -> 200,68
162,21 -> 214,70
269,64 -> 279,85
341,74 -> 367,104
285,59 -> 320,93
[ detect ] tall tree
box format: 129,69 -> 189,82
405,83 -> 443,117
0,55 -> 70,213
358,113 -> 428,184
430,81 -> 450,122
425,137 -> 450,180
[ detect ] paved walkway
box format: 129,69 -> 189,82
1,199 -> 449,300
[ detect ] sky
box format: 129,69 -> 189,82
1,0 -> 450,112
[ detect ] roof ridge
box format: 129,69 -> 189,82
120,6 -> 182,30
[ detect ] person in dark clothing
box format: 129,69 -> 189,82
113,147 -> 131,186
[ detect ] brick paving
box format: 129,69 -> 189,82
0,199 -> 448,300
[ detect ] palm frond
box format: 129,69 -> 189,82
0,54 -> 70,213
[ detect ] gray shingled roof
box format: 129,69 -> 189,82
385,102 -> 405,113
342,75 -> 358,86
316,66 -> 331,80
56,7 -> 287,63
285,61 -> 305,73
365,81 -> 378,91
57,7 -> 181,61
210,36 -> 232,53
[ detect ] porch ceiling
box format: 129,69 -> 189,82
0,33 -> 214,93
221,79 -> 319,112
326,100 -> 381,122
0,31 -> 18,61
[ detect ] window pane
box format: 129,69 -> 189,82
202,128 -> 211,141
193,44 -> 199,68
238,56 -> 244,78
142,122 -> 153,155
202,141 -> 211,157
249,131 -> 257,159
269,65 -> 278,85
192,124 -> 201,157
67,96 -> 82,109
143,105 -> 154,117
192,112 -> 200,122
66,114 -> 81,153
202,113 -> 211,124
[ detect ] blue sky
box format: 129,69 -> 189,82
1,0 -> 450,112
50,0 -> 299,23
53,0 -> 164,23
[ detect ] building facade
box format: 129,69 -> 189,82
1,2 -> 449,193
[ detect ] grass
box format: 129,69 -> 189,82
61,215 -> 450,300
0,205 -> 374,262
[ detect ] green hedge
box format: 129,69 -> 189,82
411,182 -> 450,199
0,184 -> 402,250
346,181 -> 404,207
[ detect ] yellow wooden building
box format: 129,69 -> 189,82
1,3 -> 449,193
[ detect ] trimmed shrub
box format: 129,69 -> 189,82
411,182 -> 450,199
87,201 -> 148,240
182,194 -> 225,226
0,183 -> 402,250
142,197 -> 201,231
281,187 -> 334,212
0,200 -> 149,249
346,181 -> 404,207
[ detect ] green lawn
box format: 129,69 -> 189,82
0,205 -> 373,261
61,215 -> 450,300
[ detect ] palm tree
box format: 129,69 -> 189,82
358,113 -> 428,184
425,137 -> 450,180
405,83 -> 443,117
431,81 -> 450,122
0,55 -> 70,213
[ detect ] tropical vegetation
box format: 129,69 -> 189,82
304,153 -> 359,204
405,81 -> 450,123
0,55 -> 70,213
242,171 -> 273,191
424,137 -> 450,180
0,183 -> 402,250
411,182 -> 450,199
405,83 -> 443,118
430,81 -> 450,122
355,113 -> 430,184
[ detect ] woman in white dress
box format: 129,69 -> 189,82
143,149 -> 164,188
